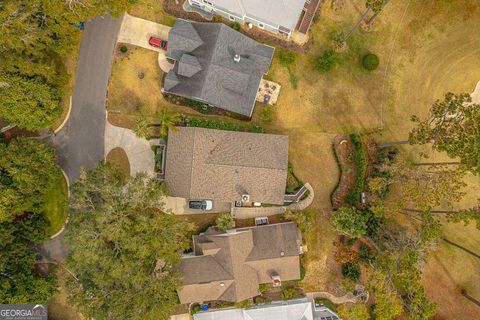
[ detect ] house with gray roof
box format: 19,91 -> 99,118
178,222 -> 303,304
186,0 -> 322,37
193,298 -> 340,320
163,19 -> 274,117
164,127 -> 289,206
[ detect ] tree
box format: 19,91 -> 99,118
447,203 -> 480,230
0,138 -> 59,222
338,303 -> 370,320
0,213 -> 57,303
341,263 -> 361,281
409,92 -> 480,175
367,269 -> 403,320
0,73 -> 60,130
216,213 -> 235,231
315,49 -> 338,73
284,209 -> 315,233
65,164 -> 193,320
332,207 -> 369,238
133,113 -> 151,139
155,108 -> 181,137
362,53 -> 379,71
366,0 -> 386,13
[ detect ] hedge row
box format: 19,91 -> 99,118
346,134 -> 367,205
186,117 -> 263,133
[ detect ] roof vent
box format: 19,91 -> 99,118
234,54 -> 241,63
241,194 -> 250,202
220,282 -> 225,287
280,251 -> 285,257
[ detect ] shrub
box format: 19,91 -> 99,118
346,134 -> 367,205
334,245 -> 360,264
315,298 -> 337,312
235,299 -> 252,309
359,244 -> 375,263
133,114 -> 150,139
260,105 -> 273,123
259,283 -> 269,293
190,305 -> 201,315
120,45 -> 128,53
341,263 -> 361,281
281,288 -> 299,300
230,22 -> 241,31
332,207 -> 368,238
362,53 -> 379,71
284,209 -> 315,233
216,213 -> 235,231
315,49 -> 338,73
279,49 -> 296,67
300,266 -> 306,280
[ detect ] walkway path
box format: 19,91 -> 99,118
104,120 -> 157,176
305,291 -> 357,304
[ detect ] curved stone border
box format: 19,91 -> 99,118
54,96 -> 73,134
49,168 -> 70,239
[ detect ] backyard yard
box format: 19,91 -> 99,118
106,0 -> 480,317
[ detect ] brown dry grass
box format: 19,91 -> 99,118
106,147 -> 131,179
47,268 -> 83,320
129,0 -> 176,26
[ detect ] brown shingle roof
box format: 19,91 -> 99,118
178,222 -> 302,304
165,127 -> 289,204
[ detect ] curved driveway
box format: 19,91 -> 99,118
51,16 -> 121,182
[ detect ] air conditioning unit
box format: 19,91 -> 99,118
241,194 -> 250,202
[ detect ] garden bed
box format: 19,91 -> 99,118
331,134 -> 357,209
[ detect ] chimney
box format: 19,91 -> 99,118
234,54 -> 241,63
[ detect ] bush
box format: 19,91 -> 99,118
260,105 -> 273,123
190,305 -> 201,315
216,213 -> 235,231
359,244 -> 375,263
315,298 -> 337,312
120,45 -> 128,53
281,288 -> 299,300
133,114 -> 150,139
362,53 -> 379,71
300,266 -> 306,280
346,134 -> 367,205
279,49 -> 296,67
235,299 -> 252,309
284,209 -> 315,233
334,245 -> 359,264
315,49 -> 338,73
332,207 -> 368,238
259,283 -> 269,293
341,263 -> 361,281
230,22 -> 241,31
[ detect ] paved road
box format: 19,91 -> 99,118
42,16 -> 121,263
51,16 -> 121,182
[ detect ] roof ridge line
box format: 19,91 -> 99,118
203,161 -> 287,171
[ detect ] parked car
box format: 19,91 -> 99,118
188,200 -> 213,211
149,36 -> 168,50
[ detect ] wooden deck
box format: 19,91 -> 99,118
295,0 -> 323,34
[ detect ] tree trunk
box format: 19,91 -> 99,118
443,238 -> 480,260
342,6 -> 371,42
413,162 -> 460,166
378,140 -> 409,148
461,289 -> 480,307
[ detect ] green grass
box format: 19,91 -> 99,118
42,170 -> 68,236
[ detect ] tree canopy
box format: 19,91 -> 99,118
409,92 -> 480,175
0,138 -> 59,223
331,206 -> 369,238
0,73 -> 61,130
0,213 -> 57,304
65,164 -> 193,319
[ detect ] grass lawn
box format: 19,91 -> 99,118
106,147 -> 131,180
42,170 -> 68,237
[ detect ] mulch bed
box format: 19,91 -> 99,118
162,0 -> 307,52
331,134 -> 357,210
363,138 -> 379,179
114,43 -> 135,60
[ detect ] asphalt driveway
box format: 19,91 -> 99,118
51,16 -> 121,182
42,16 -> 121,263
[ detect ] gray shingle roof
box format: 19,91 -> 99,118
164,20 -> 274,117
164,127 -> 288,204
178,223 -> 302,304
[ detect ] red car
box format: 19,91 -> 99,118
149,36 -> 168,50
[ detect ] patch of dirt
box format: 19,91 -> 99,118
331,134 -> 356,209
363,137 -> 379,179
